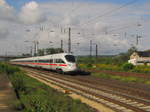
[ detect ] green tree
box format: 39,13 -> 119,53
118,47 -> 137,62
22,53 -> 31,57
37,49 -> 45,56
37,48 -> 64,56
45,48 -> 64,55
127,46 -> 137,56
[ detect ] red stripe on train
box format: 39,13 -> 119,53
13,62 -> 67,66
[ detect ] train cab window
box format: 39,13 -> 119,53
65,55 -> 75,63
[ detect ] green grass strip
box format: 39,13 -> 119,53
17,73 -> 95,112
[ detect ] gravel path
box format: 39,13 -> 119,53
0,74 -> 17,112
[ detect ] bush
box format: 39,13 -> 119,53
10,72 -> 26,92
122,63 -> 135,71
132,65 -> 150,74
0,63 -> 20,74
86,64 -> 93,68
13,100 -> 24,111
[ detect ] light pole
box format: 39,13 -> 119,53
90,40 -> 92,58
25,28 -> 40,56
49,41 -> 53,48
61,40 -> 63,51
75,42 -> 80,63
24,41 -> 33,56
68,27 -> 71,53
45,41 -> 53,55
72,42 -> 80,55
24,40 -> 39,56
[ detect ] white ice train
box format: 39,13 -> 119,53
10,53 -> 78,73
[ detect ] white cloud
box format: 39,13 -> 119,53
0,0 -> 15,20
0,0 -> 11,9
19,1 -> 44,24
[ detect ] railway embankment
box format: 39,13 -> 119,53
0,63 -> 96,112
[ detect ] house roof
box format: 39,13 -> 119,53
137,51 -> 150,57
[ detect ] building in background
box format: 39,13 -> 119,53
128,51 -> 150,65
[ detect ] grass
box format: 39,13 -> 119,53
79,63 -> 150,74
15,73 -> 94,112
92,73 -> 150,85
0,63 -> 95,112
77,56 -> 150,74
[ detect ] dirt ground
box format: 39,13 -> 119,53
0,74 -> 17,112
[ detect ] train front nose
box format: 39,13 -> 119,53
68,63 -> 78,71
64,54 -> 78,72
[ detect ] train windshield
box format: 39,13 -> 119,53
65,55 -> 75,63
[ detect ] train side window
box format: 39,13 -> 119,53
49,59 -> 53,63
46,60 -> 49,63
41,60 -> 49,63
40,60 -> 42,62
56,59 -> 65,63
55,59 -> 58,63
54,59 -> 56,63
59,59 -> 65,63
56,59 -> 60,63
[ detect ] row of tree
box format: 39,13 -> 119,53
37,48 -> 64,56
22,48 -> 64,57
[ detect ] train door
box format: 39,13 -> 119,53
49,59 -> 53,70
52,59 -> 57,70
34,59 -> 38,68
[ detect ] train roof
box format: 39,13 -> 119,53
10,53 -> 73,61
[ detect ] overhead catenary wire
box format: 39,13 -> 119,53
61,0 -> 139,45
67,1 -> 84,18
79,0 -> 139,27
108,22 -> 141,33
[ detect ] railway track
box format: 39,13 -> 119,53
23,68 -> 150,112
30,68 -> 150,100
71,76 -> 150,100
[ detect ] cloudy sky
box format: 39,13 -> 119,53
0,0 -> 150,56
